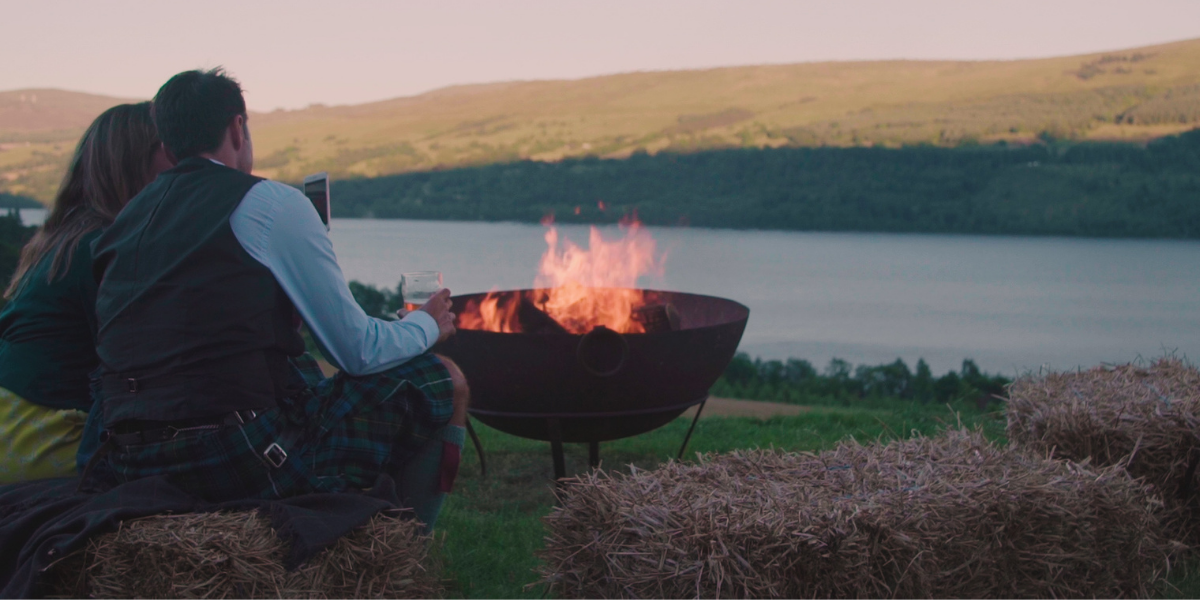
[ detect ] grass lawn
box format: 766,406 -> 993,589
436,399 -> 1010,598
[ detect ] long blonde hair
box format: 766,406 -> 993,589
5,102 -> 161,298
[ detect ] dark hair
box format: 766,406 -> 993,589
5,102 -> 161,297
152,68 -> 247,160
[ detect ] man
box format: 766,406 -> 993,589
83,68 -> 468,529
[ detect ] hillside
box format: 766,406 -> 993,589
3,38 -> 1200,202
0,89 -> 140,141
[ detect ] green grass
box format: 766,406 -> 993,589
1164,563 -> 1200,599
438,506 -> 548,599
436,400 -> 1006,598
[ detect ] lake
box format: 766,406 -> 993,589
17,208 -> 1200,376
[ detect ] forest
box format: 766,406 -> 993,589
709,353 -> 1010,408
331,129 -> 1200,238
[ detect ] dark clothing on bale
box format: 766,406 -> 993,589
0,472 -> 406,599
79,353 -> 455,503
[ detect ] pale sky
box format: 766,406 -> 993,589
5,0 -> 1200,111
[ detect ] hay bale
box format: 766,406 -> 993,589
1006,357 -> 1200,540
43,510 -> 445,599
538,430 -> 1172,599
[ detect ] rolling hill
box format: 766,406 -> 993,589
3,37 -> 1200,202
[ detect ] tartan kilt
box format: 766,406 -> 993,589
102,353 -> 456,502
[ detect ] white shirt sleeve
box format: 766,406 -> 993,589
229,180 -> 441,376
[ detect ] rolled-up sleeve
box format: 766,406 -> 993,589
230,180 -> 439,376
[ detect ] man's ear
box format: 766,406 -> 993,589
229,115 -> 246,151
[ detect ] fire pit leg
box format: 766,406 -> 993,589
588,441 -> 600,469
547,418 -> 566,481
677,398 -> 708,460
465,418 -> 486,478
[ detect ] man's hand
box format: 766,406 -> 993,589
411,288 -> 456,345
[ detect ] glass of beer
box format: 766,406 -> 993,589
401,271 -> 443,312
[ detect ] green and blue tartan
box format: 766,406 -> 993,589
98,352 -> 455,502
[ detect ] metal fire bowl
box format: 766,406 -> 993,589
437,288 -> 749,443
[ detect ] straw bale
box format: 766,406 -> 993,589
538,430 -> 1172,599
1006,357 -> 1200,541
43,509 -> 445,599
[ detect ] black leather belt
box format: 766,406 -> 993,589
103,409 -> 260,446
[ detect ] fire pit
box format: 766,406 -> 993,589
438,287 -> 749,479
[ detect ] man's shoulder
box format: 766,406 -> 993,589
240,179 -> 311,214
234,178 -> 326,240
248,179 -> 307,201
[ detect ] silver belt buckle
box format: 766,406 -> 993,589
263,443 -> 288,468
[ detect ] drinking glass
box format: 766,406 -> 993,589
401,271 -> 444,312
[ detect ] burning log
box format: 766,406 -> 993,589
461,290 -> 682,336
631,303 -> 680,333
518,297 -> 676,336
516,296 -> 570,335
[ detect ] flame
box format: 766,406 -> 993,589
458,293 -> 521,333
536,219 -> 660,333
459,217 -> 663,334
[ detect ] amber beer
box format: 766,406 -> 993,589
400,271 -> 443,314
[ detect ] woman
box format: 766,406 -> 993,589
0,102 -> 171,483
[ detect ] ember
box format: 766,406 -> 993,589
458,217 -> 664,334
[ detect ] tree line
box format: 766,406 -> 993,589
710,353 -> 1010,408
0,193 -> 43,210
330,129 -> 1200,238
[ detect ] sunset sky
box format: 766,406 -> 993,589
6,0 -> 1200,111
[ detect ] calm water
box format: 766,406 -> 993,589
19,208 -> 1200,375
326,218 -> 1200,376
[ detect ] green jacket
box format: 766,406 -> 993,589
0,230 -> 101,411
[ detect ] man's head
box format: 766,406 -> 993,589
152,68 -> 253,172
